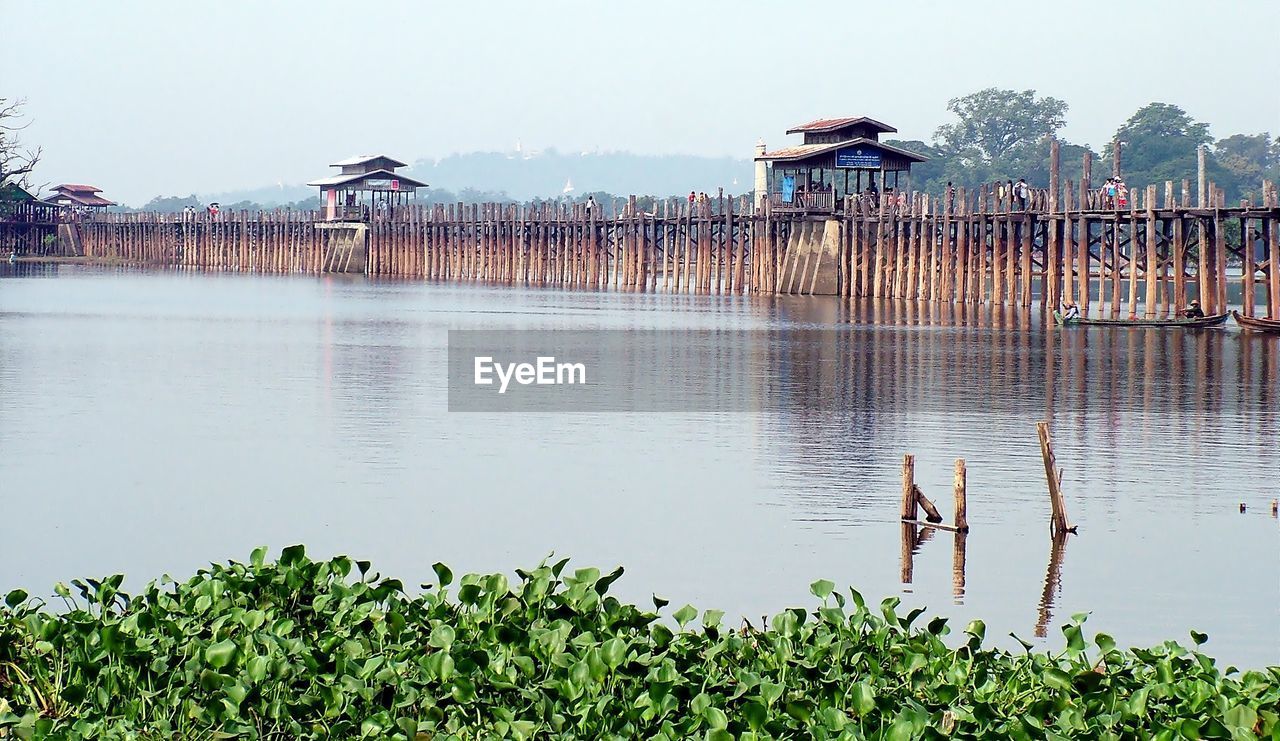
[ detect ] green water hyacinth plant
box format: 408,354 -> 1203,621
1,547 -> 1277,739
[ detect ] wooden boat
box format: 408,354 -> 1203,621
1053,310 -> 1229,328
1231,311 -> 1280,333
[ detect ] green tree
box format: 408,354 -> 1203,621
1213,132 -> 1278,202
935,88 -> 1068,164
1103,103 -> 1211,188
140,194 -> 203,212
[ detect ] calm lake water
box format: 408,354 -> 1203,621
1,264 -> 1277,668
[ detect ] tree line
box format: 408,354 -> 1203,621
885,88 -> 1279,204
5,90 -> 1277,211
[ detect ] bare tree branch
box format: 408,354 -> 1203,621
0,98 -> 42,190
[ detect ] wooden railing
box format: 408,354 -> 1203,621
0,202 -> 64,224
769,192 -> 835,211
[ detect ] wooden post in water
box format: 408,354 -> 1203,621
1036,421 -> 1072,536
1145,186 -> 1159,318
900,454 -> 917,521
1268,216 -> 1280,319
1197,145 -> 1207,208
953,459 -> 968,532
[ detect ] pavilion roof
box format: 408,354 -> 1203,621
328,155 -> 409,169
785,117 -> 897,135
47,190 -> 115,207
757,138 -> 927,163
52,183 -> 104,194
307,169 -> 428,189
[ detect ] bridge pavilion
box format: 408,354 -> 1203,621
307,155 -> 427,221
755,117 -> 927,212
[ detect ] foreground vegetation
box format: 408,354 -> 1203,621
1,548 -> 1275,739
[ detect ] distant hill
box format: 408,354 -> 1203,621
405,149 -> 753,201
192,150 -> 754,208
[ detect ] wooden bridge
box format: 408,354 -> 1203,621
7,147 -> 1279,320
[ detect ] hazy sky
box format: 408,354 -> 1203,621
5,0 -> 1278,205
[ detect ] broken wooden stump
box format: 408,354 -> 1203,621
913,484 -> 944,523
1036,421 -> 1075,536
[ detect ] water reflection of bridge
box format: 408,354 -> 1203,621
755,297 -> 1277,635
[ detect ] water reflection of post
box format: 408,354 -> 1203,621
1035,532 -> 1069,638
951,531 -> 967,602
899,522 -> 935,585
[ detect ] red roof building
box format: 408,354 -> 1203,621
46,184 -> 115,209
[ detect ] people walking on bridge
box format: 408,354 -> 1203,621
1103,178 -> 1117,209
1015,178 -> 1030,210
1116,179 -> 1129,209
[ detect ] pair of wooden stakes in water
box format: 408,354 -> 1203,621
899,421 -> 1075,536
1241,501 -> 1280,516
903,421 -> 1278,530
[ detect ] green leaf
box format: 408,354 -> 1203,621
1043,667 -> 1073,691
432,562 -> 453,588
1095,632 -> 1117,653
964,619 -> 986,645
4,590 -> 27,608
1190,630 -> 1208,646
691,693 -> 711,714
1223,704 -> 1257,731
850,682 -> 876,715
279,544 -> 306,566
810,579 -> 835,599
428,624 -> 455,649
246,655 -> 270,683
450,677 -> 477,704
601,637 -> 626,669
58,684 -> 87,704
1063,623 -> 1086,653
703,706 -> 728,730
205,639 -> 237,669
673,604 -> 697,628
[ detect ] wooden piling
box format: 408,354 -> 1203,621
1036,421 -> 1072,536
953,458 -> 968,532
900,454 -> 917,521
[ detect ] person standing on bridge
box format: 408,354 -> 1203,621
1015,178 -> 1030,211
